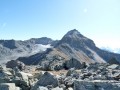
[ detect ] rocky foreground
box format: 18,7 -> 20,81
0,62 -> 120,90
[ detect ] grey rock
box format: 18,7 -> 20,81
59,84 -> 66,90
40,55 -> 65,71
65,58 -> 82,69
64,76 -> 74,88
46,85 -> 53,89
31,72 -> 58,90
52,63 -> 64,71
107,64 -> 119,69
112,72 -> 120,81
41,61 -> 51,71
0,83 -> 21,90
93,75 -> 107,80
6,60 -> 25,70
66,68 -> 76,76
51,87 -> 63,90
66,68 -> 79,79
74,80 -> 120,90
12,68 -> 33,90
16,71 -> 31,86
37,86 -> 48,90
0,67 -> 12,83
67,87 -> 73,90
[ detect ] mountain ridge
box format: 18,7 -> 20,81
17,29 -> 120,65
0,29 -> 120,65
0,37 -> 55,63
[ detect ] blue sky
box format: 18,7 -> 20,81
0,0 -> 120,48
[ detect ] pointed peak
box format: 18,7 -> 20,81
66,29 -> 80,35
69,29 -> 79,32
64,29 -> 85,39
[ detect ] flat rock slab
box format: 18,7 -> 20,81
107,64 -> 119,69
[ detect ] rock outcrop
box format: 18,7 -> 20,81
6,60 -> 25,70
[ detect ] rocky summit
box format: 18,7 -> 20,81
0,29 -> 120,90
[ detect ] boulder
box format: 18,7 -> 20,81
66,68 -> 79,79
12,68 -> 33,90
0,66 -> 12,83
41,61 -> 50,71
0,83 -> 21,90
107,64 -> 119,69
40,56 -> 65,71
16,71 -> 32,86
6,60 -> 25,70
31,72 -> 58,90
112,72 -> 120,81
64,76 -> 74,88
65,58 -> 82,69
93,75 -> 107,80
87,63 -> 99,71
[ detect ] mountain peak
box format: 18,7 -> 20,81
65,29 -> 80,36
63,29 -> 86,40
57,29 -> 90,48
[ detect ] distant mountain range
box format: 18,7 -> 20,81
0,29 -> 120,65
101,47 -> 120,54
0,37 -> 57,63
